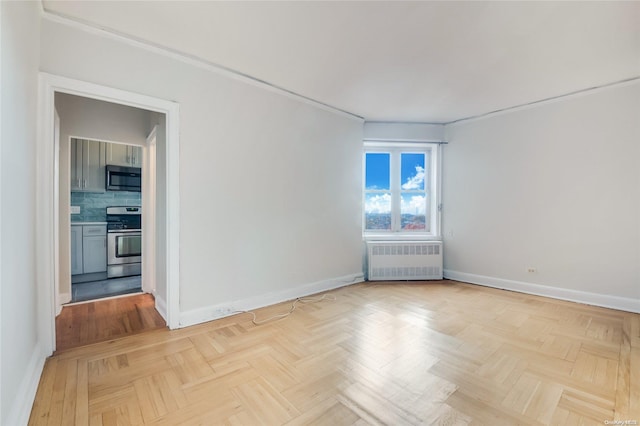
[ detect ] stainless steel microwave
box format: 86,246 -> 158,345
106,165 -> 141,192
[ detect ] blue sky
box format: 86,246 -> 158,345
365,153 -> 390,190
365,153 -> 425,190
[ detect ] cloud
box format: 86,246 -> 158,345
367,194 -> 426,214
401,195 -> 426,214
402,166 -> 425,190
365,193 -> 391,213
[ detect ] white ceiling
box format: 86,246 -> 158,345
43,1 -> 640,123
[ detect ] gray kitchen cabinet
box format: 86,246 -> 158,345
70,225 -> 83,275
70,139 -> 106,192
105,142 -> 143,167
70,139 -> 82,192
71,224 -> 107,276
130,145 -> 143,167
82,225 -> 107,274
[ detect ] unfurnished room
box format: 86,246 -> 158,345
1,1 -> 639,425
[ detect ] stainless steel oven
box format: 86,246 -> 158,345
107,230 -> 141,278
106,206 -> 142,278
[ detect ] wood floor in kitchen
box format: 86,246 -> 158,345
31,281 -> 639,425
56,293 -> 166,352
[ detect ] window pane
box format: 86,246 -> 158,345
365,153 -> 390,190
401,153 -> 425,191
400,193 -> 427,231
365,193 -> 391,230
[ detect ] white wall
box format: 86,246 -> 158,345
56,93 -> 152,146
1,2 -> 44,425
40,16 -> 364,321
443,82 -> 640,310
55,93 -> 156,299
364,122 -> 445,142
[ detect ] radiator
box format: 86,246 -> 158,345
367,241 -> 443,281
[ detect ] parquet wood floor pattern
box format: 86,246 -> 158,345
31,281 -> 639,425
56,294 -> 167,352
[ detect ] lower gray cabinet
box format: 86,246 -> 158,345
71,224 -> 107,276
70,225 -> 83,275
83,235 -> 107,274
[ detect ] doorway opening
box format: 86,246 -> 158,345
38,73 -> 180,355
56,92 -> 154,305
55,93 -> 161,347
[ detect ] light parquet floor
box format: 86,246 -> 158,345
30,281 -> 640,425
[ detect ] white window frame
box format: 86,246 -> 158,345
363,141 -> 441,241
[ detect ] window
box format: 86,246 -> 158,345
363,142 -> 440,237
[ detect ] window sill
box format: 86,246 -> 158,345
363,233 -> 442,242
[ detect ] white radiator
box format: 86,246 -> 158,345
367,241 -> 443,281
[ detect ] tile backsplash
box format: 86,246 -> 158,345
71,191 -> 141,222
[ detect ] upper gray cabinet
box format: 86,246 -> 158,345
70,139 -> 106,192
106,143 -> 142,167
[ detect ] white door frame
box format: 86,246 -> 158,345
53,109 -> 61,310
142,126 -> 157,296
37,73 -> 181,354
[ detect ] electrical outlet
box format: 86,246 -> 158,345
214,307 -> 235,319
527,267 -> 537,273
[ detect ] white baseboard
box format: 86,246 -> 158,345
55,292 -> 72,316
4,342 -> 47,426
154,293 -> 168,323
444,270 -> 640,314
179,272 -> 365,328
